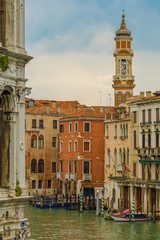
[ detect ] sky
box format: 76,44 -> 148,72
25,0 -> 160,106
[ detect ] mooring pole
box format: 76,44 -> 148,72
96,190 -> 99,216
80,189 -> 83,213
101,190 -> 104,217
131,199 -> 135,222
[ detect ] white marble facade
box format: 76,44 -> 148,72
0,1 -> 32,239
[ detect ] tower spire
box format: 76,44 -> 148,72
121,9 -> 126,30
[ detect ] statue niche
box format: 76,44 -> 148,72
0,89 -> 12,188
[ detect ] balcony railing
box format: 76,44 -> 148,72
56,172 -> 62,179
65,173 -> 70,180
140,122 -> 152,126
115,164 -> 122,172
70,173 -> 77,180
105,113 -> 130,121
83,174 -> 92,181
137,147 -> 160,159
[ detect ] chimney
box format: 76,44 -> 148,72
146,91 -> 152,97
52,101 -> 56,108
100,106 -> 103,113
57,107 -> 61,115
140,92 -> 144,98
46,105 -> 50,114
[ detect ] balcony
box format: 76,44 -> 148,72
56,172 -> 62,180
115,164 -> 123,172
137,147 -> 160,160
140,122 -> 152,126
70,173 -> 77,180
65,173 -> 70,180
105,113 -> 130,121
83,174 -> 92,181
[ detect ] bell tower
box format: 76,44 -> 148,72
112,12 -> 135,107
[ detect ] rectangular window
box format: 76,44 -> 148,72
83,141 -> 90,152
68,140 -> 72,152
142,110 -> 145,123
60,141 -> 63,152
39,119 -> 44,129
148,164 -> 151,180
60,160 -> 63,173
148,109 -> 151,123
133,111 -> 137,123
133,163 -> 136,177
48,180 -> 51,189
60,124 -> 64,133
156,164 -> 159,181
38,180 -> 43,189
156,108 -> 159,122
52,162 -> 56,173
32,180 -> 36,189
74,122 -> 78,132
84,161 -> 89,174
52,137 -> 56,148
84,122 -> 90,132
53,120 -> 57,129
69,122 -> 72,133
142,164 -> 145,181
68,160 -> 72,173
74,160 -> 77,173
134,131 -> 136,148
32,119 -> 37,128
74,140 -> 78,152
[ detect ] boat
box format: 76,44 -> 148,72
110,214 -> 150,222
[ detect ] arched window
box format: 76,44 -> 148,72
31,135 -> 37,148
114,125 -> 117,138
123,148 -> 126,164
106,148 -> 110,166
127,148 -> 129,164
126,124 -> 128,138
156,129 -> 159,148
106,125 -> 109,138
119,148 -> 122,164
148,129 -> 151,147
134,130 -> 136,148
114,148 -> 117,164
31,159 -> 37,173
38,159 -> 44,173
38,135 -> 44,148
142,130 -> 145,148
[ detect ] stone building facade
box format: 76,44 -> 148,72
0,0 -> 32,239
104,108 -> 131,209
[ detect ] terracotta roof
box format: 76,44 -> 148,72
129,95 -> 160,104
25,98 -> 86,115
25,98 -> 116,118
60,108 -> 106,119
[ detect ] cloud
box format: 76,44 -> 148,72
26,51 -> 114,106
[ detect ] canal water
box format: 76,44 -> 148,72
26,205 -> 160,240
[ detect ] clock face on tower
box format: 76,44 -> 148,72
121,59 -> 126,75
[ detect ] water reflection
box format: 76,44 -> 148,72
26,206 -> 160,240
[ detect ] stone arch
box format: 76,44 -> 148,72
0,88 -> 14,187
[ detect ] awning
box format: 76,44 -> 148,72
139,160 -> 160,163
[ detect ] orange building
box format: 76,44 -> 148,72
58,107 -> 114,196
25,98 -> 86,195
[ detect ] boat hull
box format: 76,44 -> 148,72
111,215 -> 149,222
